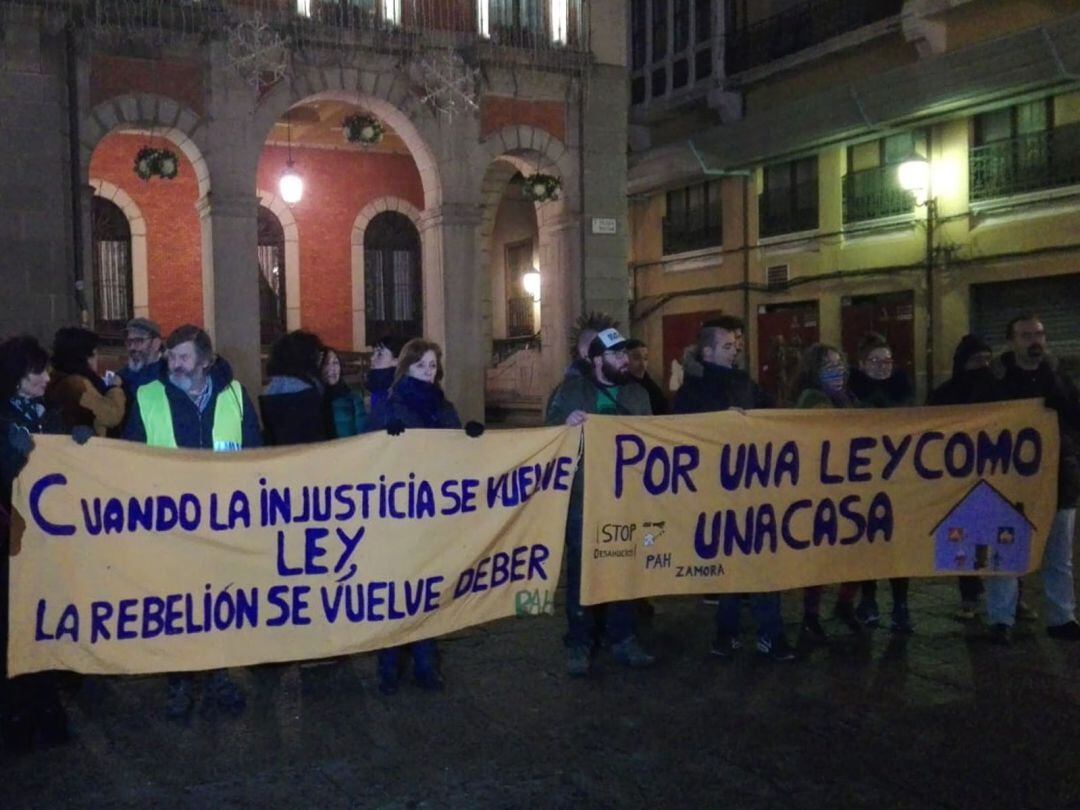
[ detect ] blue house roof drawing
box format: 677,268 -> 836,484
930,479 -> 1035,575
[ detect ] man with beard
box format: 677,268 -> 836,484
546,327 -> 656,676
625,339 -> 669,415
124,324 -> 261,719
673,320 -> 795,660
116,318 -> 164,434
929,335 -> 1003,620
985,314 -> 1080,643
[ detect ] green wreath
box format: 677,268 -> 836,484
133,147 -> 180,181
344,113 -> 385,145
523,173 -> 561,202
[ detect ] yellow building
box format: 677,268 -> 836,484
629,0 -> 1080,403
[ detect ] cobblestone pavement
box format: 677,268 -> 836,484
3,575 -> 1079,809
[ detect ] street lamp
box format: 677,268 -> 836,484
279,107 -> 303,205
522,270 -> 541,302
898,150 -> 937,390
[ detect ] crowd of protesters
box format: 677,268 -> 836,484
1,307 -> 1078,752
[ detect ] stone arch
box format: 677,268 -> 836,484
475,124 -> 576,204
88,178 -> 149,318
349,197 -> 423,350
252,69 -> 442,209
81,94 -> 210,200
256,189 -> 302,332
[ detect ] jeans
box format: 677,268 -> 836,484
564,494 -> 636,648
377,640 -> 438,679
986,508 -> 1076,627
715,593 -> 783,642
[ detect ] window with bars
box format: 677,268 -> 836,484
663,180 -> 722,254
843,131 -> 922,223
364,211 -> 422,346
760,156 -> 819,237
90,197 -> 132,339
505,239 -> 537,337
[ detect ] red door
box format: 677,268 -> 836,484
756,301 -> 820,405
840,292 -> 915,381
661,309 -> 723,394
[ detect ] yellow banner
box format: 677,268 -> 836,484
8,427 -> 580,676
581,401 -> 1058,604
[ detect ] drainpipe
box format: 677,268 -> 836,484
65,21 -> 87,321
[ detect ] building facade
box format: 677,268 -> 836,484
0,0 -> 630,420
628,0 -> 1080,403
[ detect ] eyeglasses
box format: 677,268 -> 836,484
866,358 -> 894,367
603,349 -> 628,358
125,336 -> 153,347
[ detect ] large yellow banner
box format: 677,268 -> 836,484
8,427 -> 580,676
581,401 -> 1058,604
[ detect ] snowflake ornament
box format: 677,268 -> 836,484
226,14 -> 288,90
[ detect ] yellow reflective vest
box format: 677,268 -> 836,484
136,379 -> 245,452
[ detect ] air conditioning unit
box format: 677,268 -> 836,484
766,264 -> 790,289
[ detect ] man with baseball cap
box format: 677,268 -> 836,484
117,317 -> 164,413
546,327 -> 656,676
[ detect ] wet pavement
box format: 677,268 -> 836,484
3,573 -> 1080,809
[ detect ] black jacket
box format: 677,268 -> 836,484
673,360 -> 772,414
0,398 -> 62,511
635,371 -> 669,416
849,368 -> 914,408
999,351 -> 1080,509
368,376 -> 462,431
259,380 -> 330,446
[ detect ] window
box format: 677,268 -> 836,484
505,240 -> 537,337
296,0 -> 312,16
91,197 -> 133,339
258,206 -> 287,346
969,99 -> 1080,200
843,131 -> 923,223
381,0 -> 401,26
550,0 -> 569,44
478,0 -> 491,36
489,0 -> 541,45
365,212 -> 422,346
760,157 -> 818,237
663,180 -> 722,254
630,0 -> 714,107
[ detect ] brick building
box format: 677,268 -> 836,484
0,0 -> 629,420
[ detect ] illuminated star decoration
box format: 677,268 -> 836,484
412,51 -> 479,118
226,14 -> 289,90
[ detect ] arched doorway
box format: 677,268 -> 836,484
364,211 -> 422,345
258,205 -> 287,346
90,196 -> 133,339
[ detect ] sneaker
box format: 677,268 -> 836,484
1016,601 -> 1039,622
854,600 -> 881,628
988,623 -> 1013,645
833,601 -> 862,633
610,636 -> 657,668
566,645 -> 592,677
165,678 -> 194,722
890,604 -> 915,635
709,635 -> 742,659
414,668 -> 445,691
954,600 -> 980,621
801,615 -> 827,643
756,635 -> 796,661
1046,620 -> 1080,641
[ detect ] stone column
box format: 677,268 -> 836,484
537,208 -> 582,394
199,188 -> 261,396
419,202 -> 485,421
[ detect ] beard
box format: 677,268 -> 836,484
600,359 -> 632,385
1027,344 -> 1045,361
169,372 -> 196,393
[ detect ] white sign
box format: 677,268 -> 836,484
591,217 -> 617,235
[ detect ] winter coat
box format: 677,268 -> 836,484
0,397 -> 63,511
45,371 -> 126,436
123,359 -> 262,450
259,376 -> 329,446
326,383 -> 367,438
998,351 -> 1080,509
673,358 -> 772,414
848,368 -> 914,408
368,376 -> 461,431
366,367 -> 395,414
635,371 -> 670,416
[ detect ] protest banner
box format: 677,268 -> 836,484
581,400 -> 1058,604
7,426 -> 580,676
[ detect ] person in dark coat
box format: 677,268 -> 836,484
626,339 -> 669,416
984,314 -> 1080,643
365,334 -> 406,414
847,333 -> 915,633
116,317 -> 165,433
673,320 -> 794,661
0,336 -> 78,753
259,330 -> 328,446
45,326 -> 126,437
367,338 -> 483,694
321,347 -> 367,438
929,334 -> 1003,620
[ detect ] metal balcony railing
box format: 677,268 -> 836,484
507,295 -> 537,339
492,334 -> 541,365
725,0 -> 902,74
662,207 -> 722,254
969,122 -> 1080,201
842,164 -> 914,223
759,184 -> 819,237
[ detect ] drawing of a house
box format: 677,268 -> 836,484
930,480 -> 1034,574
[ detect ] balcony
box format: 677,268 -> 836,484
506,296 -> 537,339
759,185 -> 818,238
843,165 -> 914,224
662,207 -> 722,255
970,122 -> 1080,201
725,0 -> 902,75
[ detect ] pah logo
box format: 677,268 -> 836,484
642,521 -> 671,570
